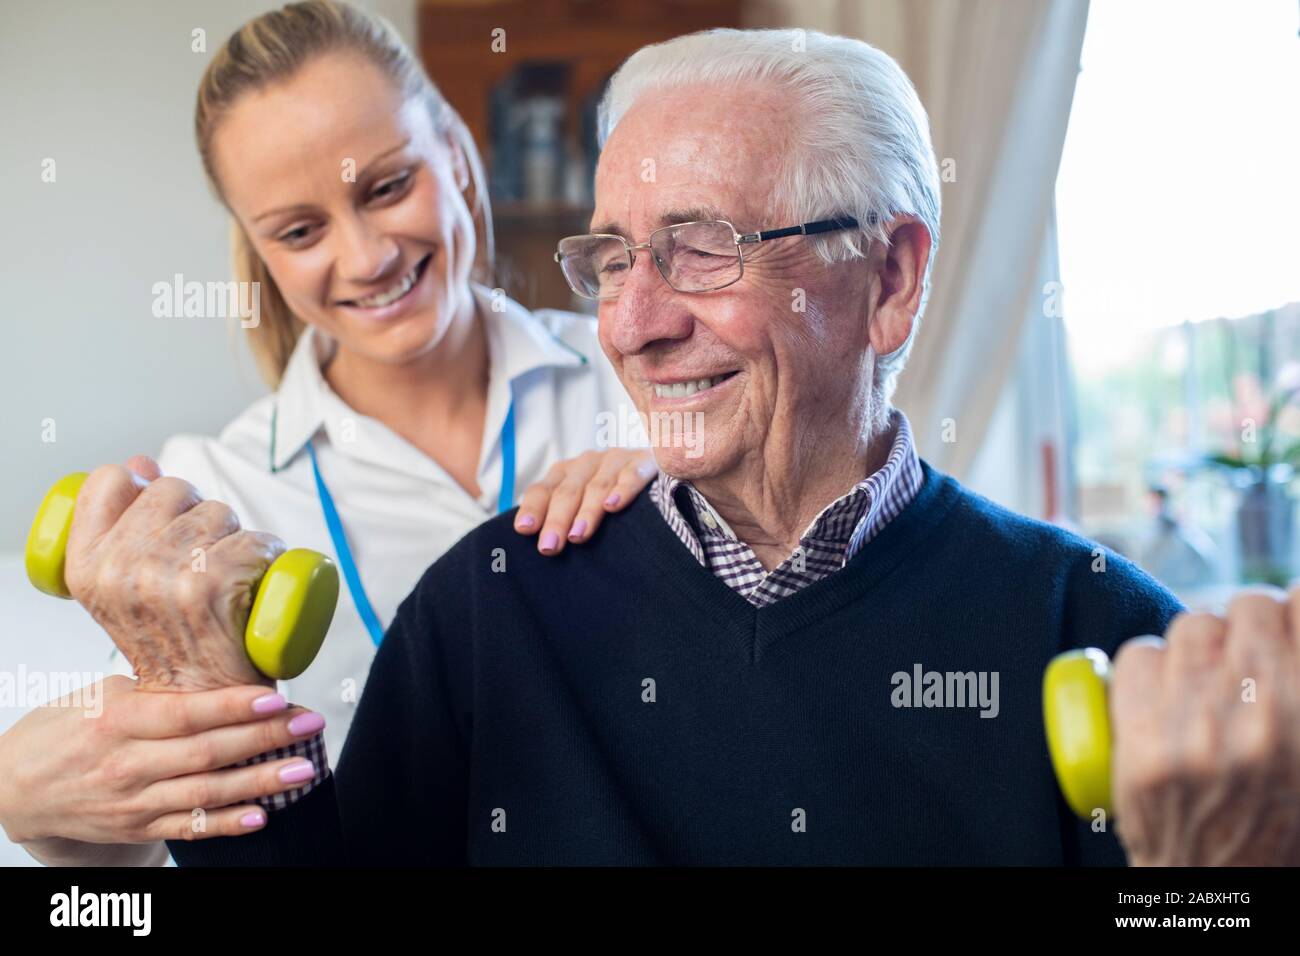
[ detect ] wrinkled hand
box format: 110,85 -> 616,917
1113,586 -> 1300,865
63,456 -> 283,691
513,448 -> 657,555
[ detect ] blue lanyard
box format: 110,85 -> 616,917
306,394 -> 517,648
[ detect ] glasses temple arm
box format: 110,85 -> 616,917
750,214 -> 876,243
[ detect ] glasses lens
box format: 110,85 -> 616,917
557,235 -> 630,299
653,221 -> 740,292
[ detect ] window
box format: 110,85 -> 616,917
1056,0 -> 1300,594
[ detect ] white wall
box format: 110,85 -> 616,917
0,0 -> 416,547
0,0 -> 414,867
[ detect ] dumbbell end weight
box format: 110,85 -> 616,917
1043,647 -> 1114,820
246,549 -> 339,680
25,472 -> 89,598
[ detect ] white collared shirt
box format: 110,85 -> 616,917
114,285 -> 637,763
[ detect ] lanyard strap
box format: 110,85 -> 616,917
307,393 -> 517,648
307,440 -> 386,647
497,397 -> 517,516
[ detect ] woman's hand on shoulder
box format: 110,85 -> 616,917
512,449 -> 657,555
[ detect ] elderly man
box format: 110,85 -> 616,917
52,29 -> 1300,865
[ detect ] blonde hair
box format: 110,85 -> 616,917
195,0 -> 493,388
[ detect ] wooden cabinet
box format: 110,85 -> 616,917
419,0 -> 743,310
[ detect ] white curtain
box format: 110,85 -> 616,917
747,0 -> 1089,486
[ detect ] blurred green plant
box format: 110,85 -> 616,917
1205,308 -> 1300,471
1203,309 -> 1300,585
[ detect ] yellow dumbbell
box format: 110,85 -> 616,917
1042,647 -> 1114,819
25,472 -> 339,680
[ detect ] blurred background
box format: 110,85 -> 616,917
1,0 -> 1298,860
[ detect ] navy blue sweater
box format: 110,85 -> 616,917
169,463 -> 1182,866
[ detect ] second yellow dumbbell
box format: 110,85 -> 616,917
25,472 -> 339,681
1042,647 -> 1114,819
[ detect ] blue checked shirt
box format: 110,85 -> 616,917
649,408 -> 923,608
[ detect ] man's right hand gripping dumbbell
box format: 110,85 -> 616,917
43,457 -> 335,690
0,457 -> 335,861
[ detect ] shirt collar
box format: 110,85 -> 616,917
269,323 -> 335,472
268,283 -> 587,473
477,282 -> 589,387
651,408 -> 922,566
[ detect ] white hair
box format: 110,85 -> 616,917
597,28 -> 941,414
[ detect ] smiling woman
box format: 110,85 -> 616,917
198,35 -> 488,393
0,0 -> 655,868
204,44 -> 507,498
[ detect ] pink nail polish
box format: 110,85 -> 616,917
279,761 -> 315,784
517,514 -> 536,531
241,810 -> 266,828
568,519 -> 588,540
288,712 -> 325,736
252,693 -> 287,714
540,530 -> 559,553
604,493 -> 621,508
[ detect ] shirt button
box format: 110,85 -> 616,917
700,511 -> 718,530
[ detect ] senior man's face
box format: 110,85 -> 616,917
593,83 -> 878,480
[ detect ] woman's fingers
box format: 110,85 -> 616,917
563,451 -> 656,545
143,705 -> 325,778
105,684 -> 328,842
555,459 -> 620,548
536,450 -> 629,554
149,804 -> 270,842
115,683 -> 294,740
534,470 -> 590,555
0,675 -> 323,850
514,452 -> 600,553
600,452 -> 657,513
143,756 -> 320,841
513,449 -> 658,553
512,466 -> 569,537
142,742 -> 317,843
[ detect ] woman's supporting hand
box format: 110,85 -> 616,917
0,676 -> 325,853
512,448 -> 657,555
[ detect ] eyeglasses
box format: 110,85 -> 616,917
553,215 -> 872,300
